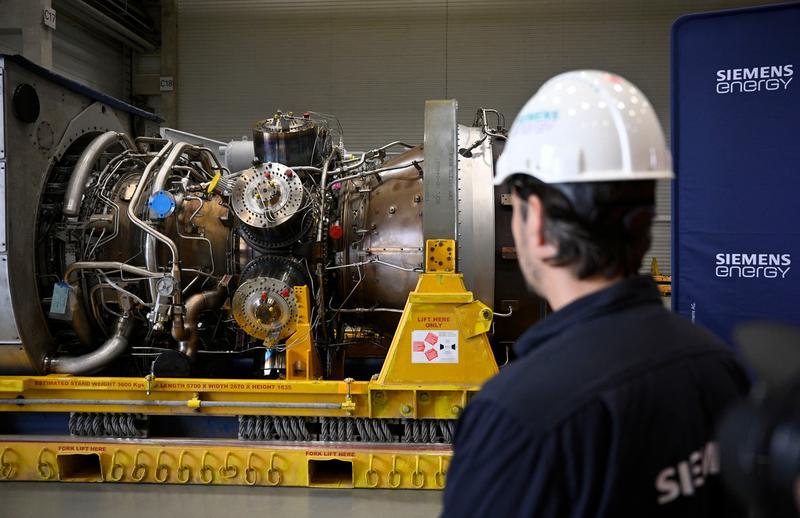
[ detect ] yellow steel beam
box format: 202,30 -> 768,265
0,437 -> 451,489
0,375 -> 480,419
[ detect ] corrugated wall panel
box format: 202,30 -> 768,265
53,14 -> 125,98
176,0 -> 775,275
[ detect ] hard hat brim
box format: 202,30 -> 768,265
493,169 -> 674,186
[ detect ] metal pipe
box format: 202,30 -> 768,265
326,258 -> 422,273
137,142 -> 220,342
96,270 -> 150,308
333,151 -> 366,175
493,306 -> 514,318
69,284 -> 94,346
324,141 -> 415,178
126,142 -> 175,303
141,142 -> 220,287
199,401 -> 342,409
194,146 -> 227,173
144,235 -> 159,302
0,398 -> 343,410
63,131 -> 135,216
316,147 -> 338,243
331,159 -> 424,187
63,261 -> 156,347
151,142 -> 194,198
64,261 -> 163,284
292,166 -> 323,174
376,140 -> 415,151
313,148 -> 339,343
178,280 -> 229,359
140,142 -> 220,341
46,315 -> 135,374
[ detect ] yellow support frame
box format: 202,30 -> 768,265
0,438 -> 451,489
0,240 -> 497,487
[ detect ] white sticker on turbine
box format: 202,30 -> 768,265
411,330 -> 459,364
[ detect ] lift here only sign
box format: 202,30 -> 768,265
411,330 -> 459,364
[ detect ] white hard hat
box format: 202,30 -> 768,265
495,70 -> 674,186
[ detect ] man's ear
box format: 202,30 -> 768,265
527,194 -> 559,258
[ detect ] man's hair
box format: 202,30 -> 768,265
512,176 -> 656,279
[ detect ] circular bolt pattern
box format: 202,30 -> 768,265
231,164 -> 304,229
232,276 -> 298,341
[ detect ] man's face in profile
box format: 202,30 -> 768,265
511,190 -> 544,296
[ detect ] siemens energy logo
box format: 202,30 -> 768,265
715,253 -> 791,279
716,65 -> 793,94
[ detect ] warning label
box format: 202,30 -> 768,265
411,330 -> 458,364
57,445 -> 106,453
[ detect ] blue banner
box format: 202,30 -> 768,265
671,3 -> 800,344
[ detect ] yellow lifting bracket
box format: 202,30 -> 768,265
375,239 -> 498,386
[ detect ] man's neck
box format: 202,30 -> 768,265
541,270 -> 623,312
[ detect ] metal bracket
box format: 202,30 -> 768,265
422,100 -> 458,242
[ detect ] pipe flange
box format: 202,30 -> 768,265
231,163 -> 304,229
232,277 -> 298,342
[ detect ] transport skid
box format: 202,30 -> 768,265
0,240 -> 499,488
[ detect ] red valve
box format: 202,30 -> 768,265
286,169 -> 293,178
280,288 -> 290,298
303,111 -> 310,119
329,224 -> 343,240
260,291 -> 268,301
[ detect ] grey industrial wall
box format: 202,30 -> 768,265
0,5 -> 127,100
52,13 -> 128,100
172,0 -> 771,275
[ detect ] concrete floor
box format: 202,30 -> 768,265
0,482 -> 442,518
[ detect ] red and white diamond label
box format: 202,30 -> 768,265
411,330 -> 459,364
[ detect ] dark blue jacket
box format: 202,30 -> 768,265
442,277 -> 748,518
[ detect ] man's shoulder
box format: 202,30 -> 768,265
476,306 -> 742,434
473,351 -> 591,435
